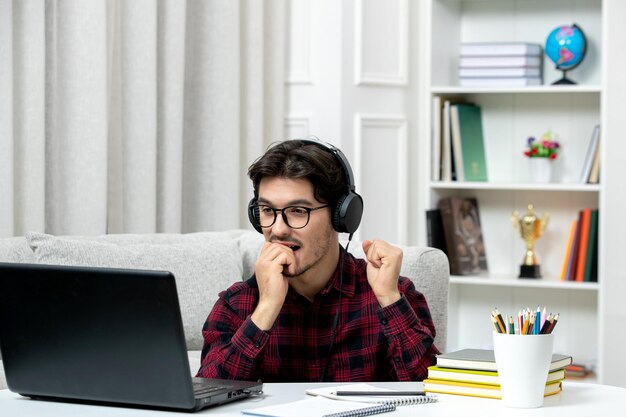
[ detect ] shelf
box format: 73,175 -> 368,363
430,182 -> 601,192
431,86 -> 602,95
450,275 -> 599,291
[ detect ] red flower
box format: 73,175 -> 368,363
531,148 -> 539,155
524,151 -> 531,157
549,153 -> 557,160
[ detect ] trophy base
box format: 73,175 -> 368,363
519,264 -> 541,279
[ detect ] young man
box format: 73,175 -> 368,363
196,139 -> 439,382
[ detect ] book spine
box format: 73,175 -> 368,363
459,77 -> 542,87
425,209 -> 447,255
459,56 -> 542,68
560,220 -> 577,281
459,67 -> 541,78
450,105 -> 465,181
431,96 -> 442,181
565,218 -> 581,281
460,43 -> 542,56
580,125 -> 600,183
575,209 -> 592,282
583,210 -> 599,282
438,198 -> 460,275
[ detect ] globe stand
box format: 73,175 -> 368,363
552,70 -> 576,85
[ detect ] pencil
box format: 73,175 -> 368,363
493,308 -> 506,333
491,316 -> 502,333
547,313 -> 560,334
535,307 -> 541,335
333,391 -> 426,396
539,313 -> 553,334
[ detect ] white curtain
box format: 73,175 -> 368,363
0,0 -> 286,237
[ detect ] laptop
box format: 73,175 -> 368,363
0,262 -> 263,411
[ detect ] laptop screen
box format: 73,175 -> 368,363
0,263 -> 200,409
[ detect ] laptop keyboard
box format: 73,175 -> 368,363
192,381 -> 232,398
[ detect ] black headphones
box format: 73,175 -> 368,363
248,139 -> 363,235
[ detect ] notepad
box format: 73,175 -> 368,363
306,383 -> 438,405
241,397 -> 395,417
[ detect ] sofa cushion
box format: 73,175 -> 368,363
26,232 -> 243,351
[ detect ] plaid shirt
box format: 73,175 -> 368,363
196,252 -> 439,382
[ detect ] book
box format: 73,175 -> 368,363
425,208 -> 448,255
449,105 -> 465,181
435,349 -> 572,372
460,42 -> 543,56
451,104 -> 488,181
459,67 -> 542,78
579,125 -> 600,183
583,209 -> 599,282
431,95 -> 442,181
242,397 -> 395,417
426,365 -> 565,386
575,208 -> 592,282
441,100 -> 452,181
564,363 -> 592,378
459,55 -> 542,68
560,220 -> 577,281
459,77 -> 542,87
423,378 -> 562,400
565,216 -> 582,281
306,383 -> 437,406
588,137 -> 601,183
437,197 -> 488,275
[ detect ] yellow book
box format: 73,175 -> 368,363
560,220 -> 577,281
427,366 -> 565,386
423,379 -> 562,400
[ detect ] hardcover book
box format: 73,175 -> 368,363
459,55 -> 542,68
426,366 -> 565,386
451,104 -> 488,182
435,349 -> 572,372
460,42 -> 543,57
425,209 -> 448,255
459,67 -> 542,78
459,77 -> 542,87
423,379 -> 562,400
437,197 -> 488,275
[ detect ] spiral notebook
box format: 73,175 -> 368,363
241,397 -> 395,417
306,383 -> 438,406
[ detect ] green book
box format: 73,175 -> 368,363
452,104 -> 488,181
583,209 -> 599,282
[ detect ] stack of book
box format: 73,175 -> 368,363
424,349 -> 571,399
560,208 -> 599,282
459,42 -> 543,87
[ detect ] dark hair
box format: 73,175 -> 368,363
248,140 -> 347,209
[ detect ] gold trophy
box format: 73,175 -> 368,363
511,204 -> 549,278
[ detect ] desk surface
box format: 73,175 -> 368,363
1,381 -> 623,416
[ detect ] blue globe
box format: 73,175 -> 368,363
545,24 -> 587,71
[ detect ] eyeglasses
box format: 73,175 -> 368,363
254,204 -> 329,229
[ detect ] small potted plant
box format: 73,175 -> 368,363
524,130 -> 561,182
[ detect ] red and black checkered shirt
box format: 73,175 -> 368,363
196,251 -> 439,382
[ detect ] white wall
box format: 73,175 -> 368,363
285,0 -> 421,245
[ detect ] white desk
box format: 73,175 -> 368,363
0,381 -> 623,416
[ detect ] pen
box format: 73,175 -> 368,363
333,391 -> 426,396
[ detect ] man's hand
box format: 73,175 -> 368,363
250,242 -> 295,330
362,239 -> 402,308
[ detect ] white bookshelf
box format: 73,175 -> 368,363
417,0 -> 626,385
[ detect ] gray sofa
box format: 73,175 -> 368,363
0,230 -> 449,390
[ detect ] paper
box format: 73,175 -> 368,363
242,396 -> 385,417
